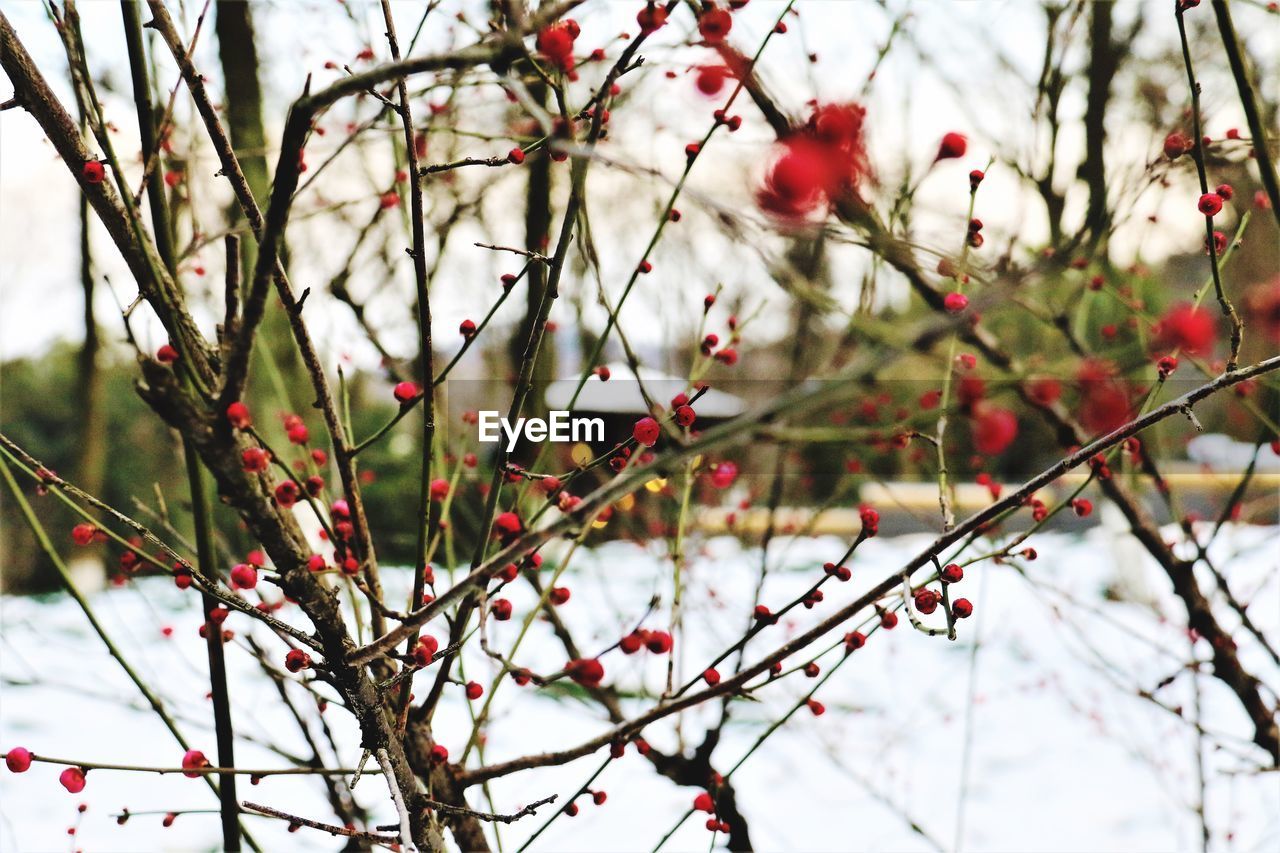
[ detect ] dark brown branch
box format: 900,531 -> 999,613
241,801 -> 398,844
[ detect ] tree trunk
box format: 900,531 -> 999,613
214,0 -> 304,413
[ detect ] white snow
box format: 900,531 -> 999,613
2,525 -> 1278,852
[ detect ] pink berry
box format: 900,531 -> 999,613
5,747 -> 32,773
59,767 -> 86,793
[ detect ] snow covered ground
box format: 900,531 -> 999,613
2,525 -> 1278,852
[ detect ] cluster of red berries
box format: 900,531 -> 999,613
859,505 -> 879,536
536,19 -> 580,74
757,103 -> 869,220
619,628 -> 674,655
412,634 -> 440,667
693,791 -> 732,834
561,788 -> 608,817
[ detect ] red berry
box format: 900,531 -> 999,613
674,405 -> 696,427
944,292 -> 968,313
71,523 -> 98,546
285,649 -> 311,672
823,562 -> 852,582
82,160 -> 106,184
507,147 -> 525,164
646,630 -> 673,654
429,478 -> 450,501
490,598 -> 512,621
973,406 -> 1019,455
694,792 -> 715,813
1197,193 -> 1224,216
393,381 -> 420,403
492,511 -> 522,540
952,598 -> 974,619
229,563 -> 258,590
1215,183 -> 1233,201
566,658 -> 604,687
1154,303 -> 1217,355
914,588 -> 940,615
1071,498 -> 1093,517
156,344 -> 179,364
536,21 -> 578,72
60,767 -> 86,793
633,416 -> 660,447
430,744 -> 449,763
274,480 -> 300,508
937,132 -> 968,160
940,563 -> 964,583
1163,132 -> 1190,159
181,750 -> 209,778
241,447 -> 269,473
859,505 -> 880,536
225,401 -> 252,429
844,631 -> 866,651
549,586 -> 571,605
413,635 -> 440,666
465,681 -> 483,700
459,318 -> 477,337
710,462 -> 738,489
703,667 -> 721,686
5,747 -> 32,773
636,3 -> 669,35
697,7 -> 733,44
695,64 -> 730,96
